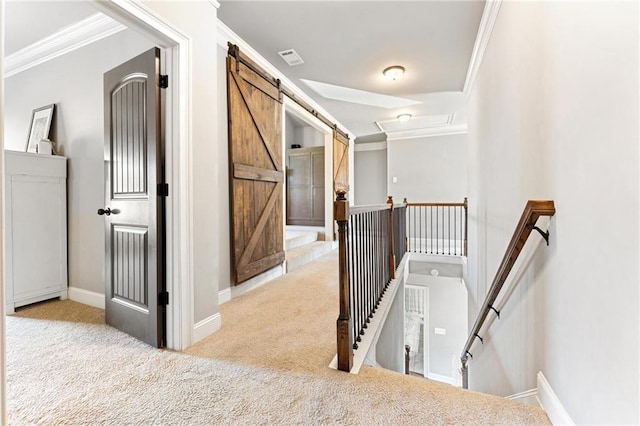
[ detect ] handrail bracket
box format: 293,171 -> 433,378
528,224 -> 550,246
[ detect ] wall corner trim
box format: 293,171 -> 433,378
68,287 -> 106,310
192,313 -> 221,344
4,13 -> 126,78
462,0 -> 502,98
218,288 -> 231,305
537,371 -> 575,425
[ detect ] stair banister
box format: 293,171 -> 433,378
460,200 -> 556,388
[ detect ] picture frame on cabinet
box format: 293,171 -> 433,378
26,104 -> 55,153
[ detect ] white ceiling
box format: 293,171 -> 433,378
4,1 -> 485,139
4,1 -> 97,56
218,1 -> 485,137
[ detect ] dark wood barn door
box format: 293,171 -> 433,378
333,130 -> 349,193
227,53 -> 285,284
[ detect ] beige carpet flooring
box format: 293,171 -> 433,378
6,251 -> 550,425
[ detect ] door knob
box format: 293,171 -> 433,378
98,207 -> 112,216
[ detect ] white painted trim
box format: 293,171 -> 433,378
354,141 -> 387,152
451,0 -> 502,124
208,0 -> 221,9
231,264 -> 285,300
68,287 -> 105,310
3,13 -> 126,78
0,1 -> 7,421
91,0 -> 193,351
462,0 -> 502,98
192,313 -> 221,344
506,388 -> 539,402
216,19 -> 353,139
427,372 -> 455,386
537,372 -> 575,425
386,124 -> 468,141
218,288 -> 231,305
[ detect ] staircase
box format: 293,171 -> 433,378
285,227 -> 335,272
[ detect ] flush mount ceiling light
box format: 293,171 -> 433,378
383,65 -> 405,80
397,113 -> 412,122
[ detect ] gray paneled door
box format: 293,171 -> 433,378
287,147 -> 325,226
102,48 -> 165,347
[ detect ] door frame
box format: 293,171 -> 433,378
0,0 -> 203,419
89,1 -> 194,351
282,97 -> 334,241
405,284 -> 430,377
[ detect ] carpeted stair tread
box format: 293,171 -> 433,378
285,240 -> 334,272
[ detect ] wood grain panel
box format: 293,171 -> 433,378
333,130 -> 349,193
227,54 -> 284,284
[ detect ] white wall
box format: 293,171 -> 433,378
406,274 -> 467,379
375,279 -> 405,373
387,133 -> 467,203
140,1 -> 220,324
4,29 -> 154,295
216,44 -> 232,293
354,147 -> 387,205
466,2 -> 638,424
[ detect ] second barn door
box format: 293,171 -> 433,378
227,49 -> 285,284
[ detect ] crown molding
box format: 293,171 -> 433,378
386,124 -> 468,141
462,0 -> 502,98
209,1 -> 221,9
4,13 -> 126,78
216,19 -> 353,139
354,141 -> 387,152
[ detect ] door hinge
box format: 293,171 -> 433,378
158,183 -> 169,197
158,291 -> 169,306
159,74 -> 169,89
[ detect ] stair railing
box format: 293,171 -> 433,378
460,200 -> 556,388
403,198 -> 468,257
335,192 -> 407,372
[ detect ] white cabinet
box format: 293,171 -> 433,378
5,151 -> 68,313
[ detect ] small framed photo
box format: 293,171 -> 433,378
26,104 -> 55,153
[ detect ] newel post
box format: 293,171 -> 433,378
387,196 -> 396,279
463,197 -> 468,257
403,198 -> 409,252
334,190 -> 353,372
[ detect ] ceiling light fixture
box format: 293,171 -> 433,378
383,65 -> 405,81
397,113 -> 412,122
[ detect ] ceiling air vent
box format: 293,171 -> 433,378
278,49 -> 304,66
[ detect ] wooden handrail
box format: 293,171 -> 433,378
405,202 -> 467,207
460,200 -> 555,388
349,204 -> 391,215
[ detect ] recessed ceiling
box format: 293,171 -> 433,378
218,1 -> 485,137
5,1 -> 98,56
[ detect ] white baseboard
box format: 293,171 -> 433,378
68,286 -> 105,309
192,313 -> 221,344
428,372 -> 455,386
228,264 -> 284,302
506,388 -> 539,406
537,371 -> 574,425
218,288 -> 231,305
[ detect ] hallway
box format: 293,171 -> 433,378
7,251 -> 549,424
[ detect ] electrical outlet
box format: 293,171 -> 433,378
434,328 -> 446,335
392,176 -> 398,183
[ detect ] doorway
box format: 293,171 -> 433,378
282,97 -> 334,242
405,284 -> 429,377
285,112 -> 325,227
